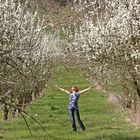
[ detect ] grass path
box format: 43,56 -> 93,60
1,66 -> 140,140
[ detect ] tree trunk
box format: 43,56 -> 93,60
17,98 -> 23,113
3,104 -> 9,121
133,81 -> 140,99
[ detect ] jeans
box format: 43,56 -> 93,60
69,108 -> 85,131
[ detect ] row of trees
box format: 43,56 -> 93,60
0,0 -> 61,121
0,0 -> 139,122
63,0 -> 140,109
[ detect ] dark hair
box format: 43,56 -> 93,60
70,85 -> 79,93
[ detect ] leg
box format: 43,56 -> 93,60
75,109 -> 85,131
69,109 -> 76,131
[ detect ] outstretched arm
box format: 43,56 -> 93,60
79,86 -> 91,95
57,87 -> 70,95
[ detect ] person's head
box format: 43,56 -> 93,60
70,85 -> 79,93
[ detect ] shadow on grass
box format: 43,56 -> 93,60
0,136 -> 3,139
99,127 -> 122,130
3,134 -> 55,140
93,134 -> 140,140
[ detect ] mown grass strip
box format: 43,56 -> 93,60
1,66 -> 140,140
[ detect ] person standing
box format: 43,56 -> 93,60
57,85 -> 91,131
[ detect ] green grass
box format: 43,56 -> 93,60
1,66 -> 140,140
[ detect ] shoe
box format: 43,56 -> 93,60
82,128 -> 86,132
71,129 -> 77,132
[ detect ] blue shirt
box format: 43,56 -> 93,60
69,92 -> 80,109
